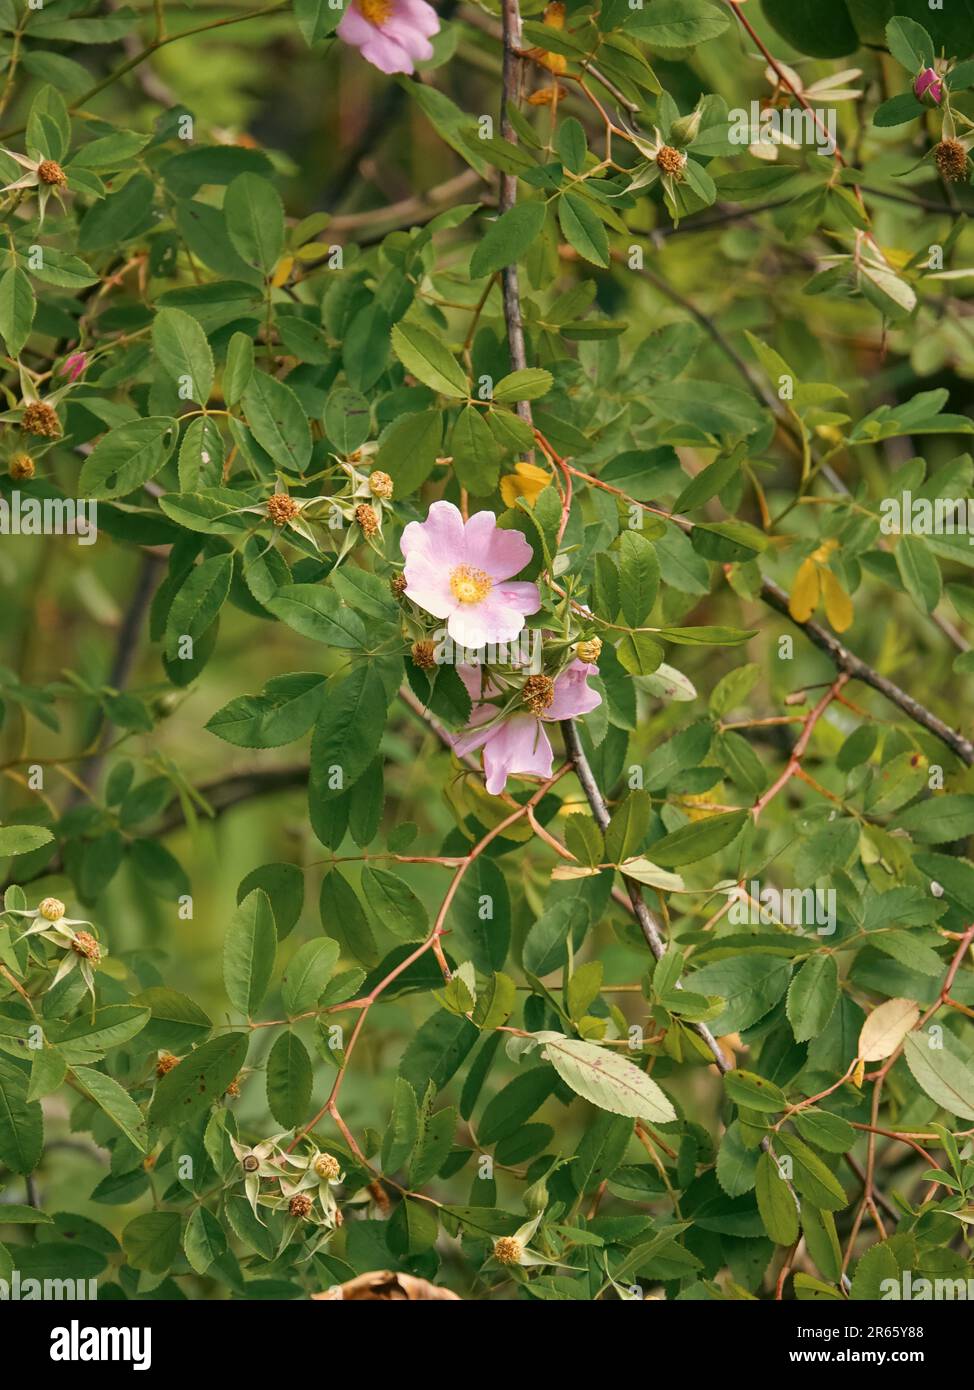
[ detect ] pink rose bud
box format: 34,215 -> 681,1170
914,68 -> 943,105
60,351 -> 88,383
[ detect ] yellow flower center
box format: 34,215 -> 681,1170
450,565 -> 493,605
358,0 -> 393,25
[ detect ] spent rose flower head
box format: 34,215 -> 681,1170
400,500 -> 540,648
454,660 -> 601,795
914,67 -> 943,105
338,0 -> 439,76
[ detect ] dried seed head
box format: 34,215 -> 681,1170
225,1078 -> 241,1099
368,469 -> 393,500
9,452 -> 35,480
390,572 -> 408,599
289,1193 -> 313,1219
21,402 -> 62,438
493,1236 -> 522,1266
655,145 -> 687,176
575,637 -> 602,664
314,1152 -> 341,1181
266,493 -> 300,526
71,930 -> 101,961
38,159 -> 67,186
156,1052 -> 180,1077
355,502 -> 379,537
39,897 -> 66,922
241,1153 -> 260,1173
936,138 -> 968,181
411,639 -> 437,670
522,673 -> 555,717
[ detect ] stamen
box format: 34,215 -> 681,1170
449,565 -> 493,604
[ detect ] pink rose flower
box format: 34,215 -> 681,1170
453,660 -> 602,795
914,68 -> 943,105
400,500 -> 540,649
337,0 -> 439,76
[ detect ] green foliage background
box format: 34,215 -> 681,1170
0,0 -> 973,1301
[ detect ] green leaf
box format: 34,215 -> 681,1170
542,1035 -> 676,1123
0,1070 -> 43,1173
626,0 -> 730,47
0,267 -> 35,357
79,417 -> 178,500
896,795 -> 974,843
558,193 -> 610,268
122,1211 -> 181,1274
469,201 -> 546,278
650,809 -> 747,867
266,586 -> 367,649
265,1030 -> 313,1128
281,938 -> 339,1015
72,1065 -> 148,1152
381,1074 -> 420,1172
755,1150 -> 799,1245
0,825 -> 53,857
885,14 -> 934,70
903,1032 -> 974,1120
320,868 -> 378,966
242,370 -> 312,471
223,888 -> 277,1017
896,536 -> 941,613
361,866 -> 428,942
689,954 -> 792,1033
450,404 -> 501,495
786,954 -> 839,1043
390,321 -> 468,397
617,531 -> 660,627
165,554 -> 233,659
723,1069 -> 787,1114
149,1031 -> 249,1129
224,331 -> 254,406
523,899 -> 589,976
152,305 -> 215,403
223,172 -> 285,275
309,664 -> 389,802
183,1204 -> 228,1276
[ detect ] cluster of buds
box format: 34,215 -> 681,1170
8,897 -> 105,1001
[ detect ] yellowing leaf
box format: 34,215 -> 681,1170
857,997 -> 920,1062
499,462 -> 552,507
820,568 -> 854,632
271,255 -> 294,288
789,557 -> 821,623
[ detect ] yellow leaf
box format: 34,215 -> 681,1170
788,557 -> 820,623
857,997 -> 920,1062
499,462 -> 552,508
271,255 -> 294,288
820,568 -> 853,632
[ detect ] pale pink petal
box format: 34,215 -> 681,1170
359,31 -> 417,72
492,580 -> 541,616
401,500 -> 465,566
452,702 -> 497,758
402,553 -> 455,618
337,7 -> 375,44
481,717 -> 553,794
463,511 -> 534,580
457,664 -> 501,703
447,601 -> 506,649
394,0 -> 441,37
545,660 -> 602,721
380,18 -> 434,63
